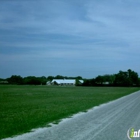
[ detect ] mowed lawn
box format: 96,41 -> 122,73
0,85 -> 140,139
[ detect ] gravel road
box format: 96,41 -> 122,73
3,90 -> 140,140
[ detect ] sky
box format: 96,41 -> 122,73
0,0 -> 140,79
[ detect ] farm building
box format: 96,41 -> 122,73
46,79 -> 84,86
51,79 -> 76,85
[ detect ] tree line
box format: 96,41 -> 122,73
0,75 -> 83,85
83,69 -> 140,87
0,69 -> 140,87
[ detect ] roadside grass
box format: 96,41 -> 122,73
0,85 -> 139,139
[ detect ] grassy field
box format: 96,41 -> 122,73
0,85 -> 140,139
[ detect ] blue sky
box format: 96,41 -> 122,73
0,0 -> 140,78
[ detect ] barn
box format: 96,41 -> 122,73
51,79 -> 76,85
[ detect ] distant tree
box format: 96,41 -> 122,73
78,69 -> 140,87
90,78 -> 96,86
114,71 -> 128,86
54,75 -> 64,79
75,79 -> 79,86
94,74 -> 115,85
37,76 -> 47,85
114,69 -> 139,86
76,76 -> 83,79
103,75 -> 112,83
47,76 -> 54,81
109,75 -> 115,85
82,79 -> 91,86
95,75 -> 104,85
75,76 -> 83,86
23,76 -> 41,85
127,69 -> 139,86
82,78 -> 95,86
7,75 -> 23,85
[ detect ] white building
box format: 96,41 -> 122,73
46,79 -> 84,86
51,79 -> 76,85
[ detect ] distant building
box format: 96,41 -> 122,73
51,79 -> 76,85
46,79 -> 84,86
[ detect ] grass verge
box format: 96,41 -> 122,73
0,85 -> 139,139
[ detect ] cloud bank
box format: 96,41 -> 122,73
0,0 -> 140,78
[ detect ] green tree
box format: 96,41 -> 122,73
55,75 -> 64,79
127,69 -> 139,86
37,76 -> 47,85
23,76 -> 41,85
114,69 -> 139,86
7,75 -> 23,85
82,79 -> 91,86
47,76 -> 54,81
95,75 -> 104,85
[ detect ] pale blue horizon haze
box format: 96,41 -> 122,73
0,0 -> 140,78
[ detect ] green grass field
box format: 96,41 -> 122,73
0,85 -> 140,139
